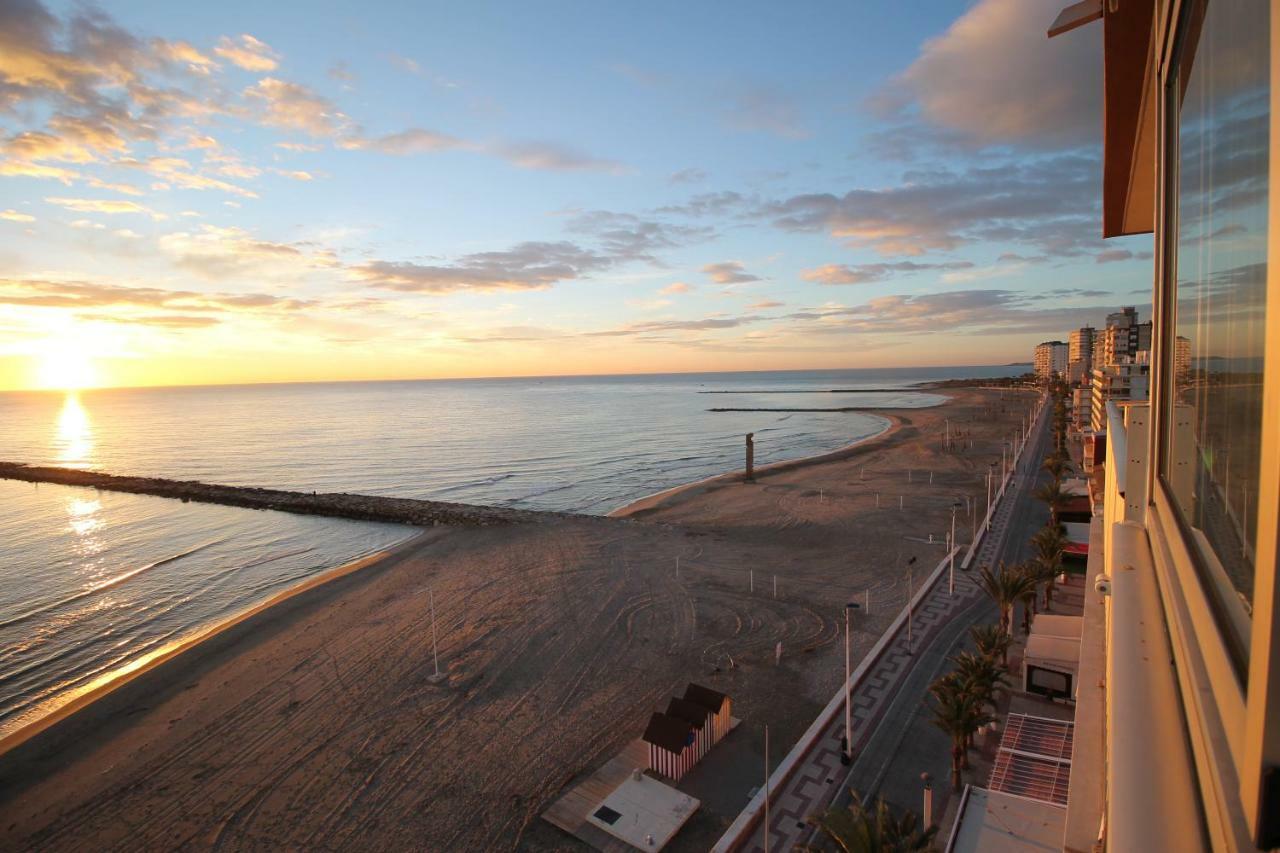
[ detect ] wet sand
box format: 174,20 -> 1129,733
0,387 -> 1035,851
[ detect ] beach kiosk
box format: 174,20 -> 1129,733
683,683 -> 731,744
665,696 -> 714,762
1023,615 -> 1083,700
642,713 -> 698,782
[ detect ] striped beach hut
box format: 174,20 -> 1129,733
683,683 -> 731,744
642,712 -> 698,782
666,696 -> 714,762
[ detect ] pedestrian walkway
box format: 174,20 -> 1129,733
717,397 -> 1049,853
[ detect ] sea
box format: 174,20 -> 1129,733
0,365 -> 1021,739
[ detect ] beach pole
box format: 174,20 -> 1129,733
865,588 -> 870,615
949,504 -> 957,595
876,493 -> 880,508
774,574 -> 777,598
764,724 -> 771,853
428,588 -> 444,683
899,495 -> 904,510
843,602 -> 858,764
907,569 -> 914,654
929,470 -> 934,484
676,555 -> 680,580
750,570 -> 754,594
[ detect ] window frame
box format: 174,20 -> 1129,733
1146,0 -> 1280,845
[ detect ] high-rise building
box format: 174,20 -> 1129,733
1095,308 -> 1152,368
1175,335 -> 1192,381
1034,340 -> 1068,380
1068,326 -> 1095,385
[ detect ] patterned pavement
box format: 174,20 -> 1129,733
731,398 -> 1048,853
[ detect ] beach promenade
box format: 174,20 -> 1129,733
716,393 -> 1047,852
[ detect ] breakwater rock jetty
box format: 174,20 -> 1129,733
0,462 -> 560,527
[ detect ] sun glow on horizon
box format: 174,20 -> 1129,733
31,336 -> 103,391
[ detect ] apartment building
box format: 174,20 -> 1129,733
1035,340 -> 1069,380
1068,326 -> 1096,385
948,0 -> 1276,850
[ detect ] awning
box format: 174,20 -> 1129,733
1064,542 -> 1089,557
1048,0 -> 1157,237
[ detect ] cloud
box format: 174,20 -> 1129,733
669,168 -> 707,185
566,210 -> 714,262
78,312 -> 221,328
45,196 -> 160,217
158,224 -> 337,279
341,128 -> 468,155
275,169 -> 314,181
117,156 -> 258,197
660,282 -> 693,295
869,0 -> 1101,149
495,141 -> 626,174
801,260 -> 975,285
585,315 -> 765,337
351,241 -> 612,294
723,86 -> 808,139
702,261 -> 760,285
1095,249 -> 1133,264
750,299 -> 784,309
761,154 -> 1101,256
275,141 -> 321,152
0,277 -> 314,314
243,77 -> 348,136
1,209 -> 34,222
154,40 -> 217,75
214,34 -> 279,72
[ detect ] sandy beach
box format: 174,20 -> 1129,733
0,387 -> 1035,851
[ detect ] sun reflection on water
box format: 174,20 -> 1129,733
55,393 -> 94,468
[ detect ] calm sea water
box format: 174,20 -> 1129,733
0,365 -> 1020,739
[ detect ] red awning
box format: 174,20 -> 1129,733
1064,542 -> 1089,556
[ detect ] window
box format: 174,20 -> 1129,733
1164,0 -> 1269,624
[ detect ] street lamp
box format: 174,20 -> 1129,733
843,601 -> 862,764
949,501 -> 961,593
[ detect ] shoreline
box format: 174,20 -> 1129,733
0,529 -> 435,760
608,413 -> 901,518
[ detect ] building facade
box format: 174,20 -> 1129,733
1035,340 -> 1069,380
1068,326 -> 1096,385
1043,0 -> 1276,850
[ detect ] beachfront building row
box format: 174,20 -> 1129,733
949,0 -> 1276,850
1035,341 -> 1069,380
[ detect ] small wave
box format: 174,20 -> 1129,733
0,538 -> 227,632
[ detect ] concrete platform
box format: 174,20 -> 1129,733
586,773 -> 700,850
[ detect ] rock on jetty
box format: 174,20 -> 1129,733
0,462 -> 565,527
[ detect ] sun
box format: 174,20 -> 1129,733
34,343 -> 100,391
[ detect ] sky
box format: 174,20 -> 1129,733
0,0 -> 1154,391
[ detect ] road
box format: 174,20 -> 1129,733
822,396 -> 1053,828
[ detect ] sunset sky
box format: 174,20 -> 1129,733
0,0 -> 1152,391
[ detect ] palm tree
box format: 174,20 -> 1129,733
1041,451 -> 1069,482
803,791 -> 938,852
930,678 -> 992,789
950,651 -> 1008,712
1017,563 -> 1038,636
970,623 -> 1012,669
1031,524 -> 1067,609
1034,479 -> 1070,526
976,564 -> 1034,638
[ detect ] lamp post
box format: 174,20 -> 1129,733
922,772 -> 934,828
843,601 -> 861,764
949,501 -> 961,594
986,464 -> 994,529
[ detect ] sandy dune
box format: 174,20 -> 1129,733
0,387 -> 1035,851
